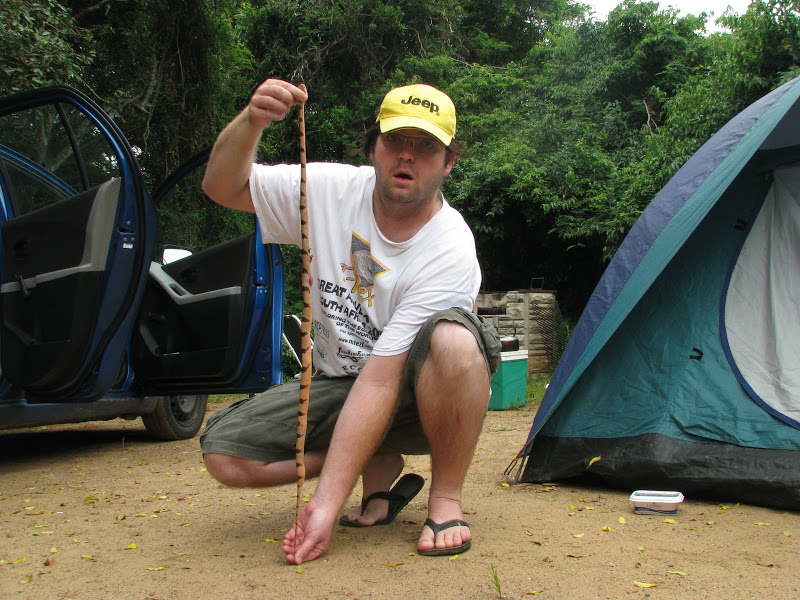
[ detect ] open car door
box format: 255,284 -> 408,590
130,151 -> 285,397
0,86 -> 156,400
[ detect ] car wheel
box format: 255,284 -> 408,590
142,394 -> 208,440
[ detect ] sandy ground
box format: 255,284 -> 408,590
1,398 -> 799,600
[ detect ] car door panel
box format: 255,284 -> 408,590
131,231 -> 283,394
1,178 -> 121,391
132,233 -> 252,383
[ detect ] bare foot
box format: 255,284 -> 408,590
341,453 -> 404,525
417,494 -> 471,554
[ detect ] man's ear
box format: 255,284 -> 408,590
443,152 -> 456,176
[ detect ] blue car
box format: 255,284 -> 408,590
0,86 -> 285,439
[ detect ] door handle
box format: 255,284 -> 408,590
16,274 -> 31,299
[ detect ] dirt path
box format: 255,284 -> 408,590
1,399 -> 798,599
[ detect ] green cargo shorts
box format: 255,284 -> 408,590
199,307 -> 501,462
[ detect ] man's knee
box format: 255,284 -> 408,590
203,452 -> 255,487
428,320 -> 485,373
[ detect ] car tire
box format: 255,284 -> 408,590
142,394 -> 208,440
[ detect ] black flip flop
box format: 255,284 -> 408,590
417,518 -> 472,556
339,473 -> 425,527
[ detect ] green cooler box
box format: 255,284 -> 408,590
489,349 -> 528,410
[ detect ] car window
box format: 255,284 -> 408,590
0,156 -> 73,214
0,102 -> 121,217
61,103 -> 122,188
155,163 -> 208,252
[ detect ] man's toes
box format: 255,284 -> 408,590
418,523 -> 470,551
361,499 -> 388,524
442,528 -> 460,547
417,528 -> 435,551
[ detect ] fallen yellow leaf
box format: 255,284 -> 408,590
11,557 -> 28,565
637,546 -> 645,552
666,570 -> 689,576
382,562 -> 407,568
782,531 -> 792,537
147,566 -> 165,571
526,591 -> 545,595
755,522 -> 772,526
19,575 -> 33,584
587,456 -> 602,468
602,526 -> 611,532
125,543 -> 137,550
49,547 -> 57,554
618,516 -> 626,524
572,533 -> 585,538
663,518 -> 677,524
501,482 -> 511,487
448,554 -> 459,561
296,567 -> 304,574
81,555 -> 96,561
634,581 -> 657,588
264,538 -> 279,543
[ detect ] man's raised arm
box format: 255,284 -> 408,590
202,79 -> 308,213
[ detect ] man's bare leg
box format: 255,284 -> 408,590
203,450 -> 327,487
415,320 -> 490,554
341,452 -> 405,525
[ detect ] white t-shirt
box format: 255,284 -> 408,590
250,162 -> 481,377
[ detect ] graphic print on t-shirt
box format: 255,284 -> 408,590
312,232 -> 389,374
340,233 -> 390,307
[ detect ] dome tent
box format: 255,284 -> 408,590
511,76 -> 800,510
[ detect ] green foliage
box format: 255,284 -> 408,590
488,564 -> 503,598
527,374 -> 551,405
0,0 -> 94,95
4,0 -> 800,317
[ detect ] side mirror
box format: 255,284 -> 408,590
156,245 -> 193,265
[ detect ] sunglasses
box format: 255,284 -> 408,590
380,132 -> 444,156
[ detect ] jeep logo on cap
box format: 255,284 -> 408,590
400,95 -> 439,114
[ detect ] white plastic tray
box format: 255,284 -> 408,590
629,490 -> 685,515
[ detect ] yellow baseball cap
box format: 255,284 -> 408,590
377,84 -> 456,146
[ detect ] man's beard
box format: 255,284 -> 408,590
374,170 -> 444,209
